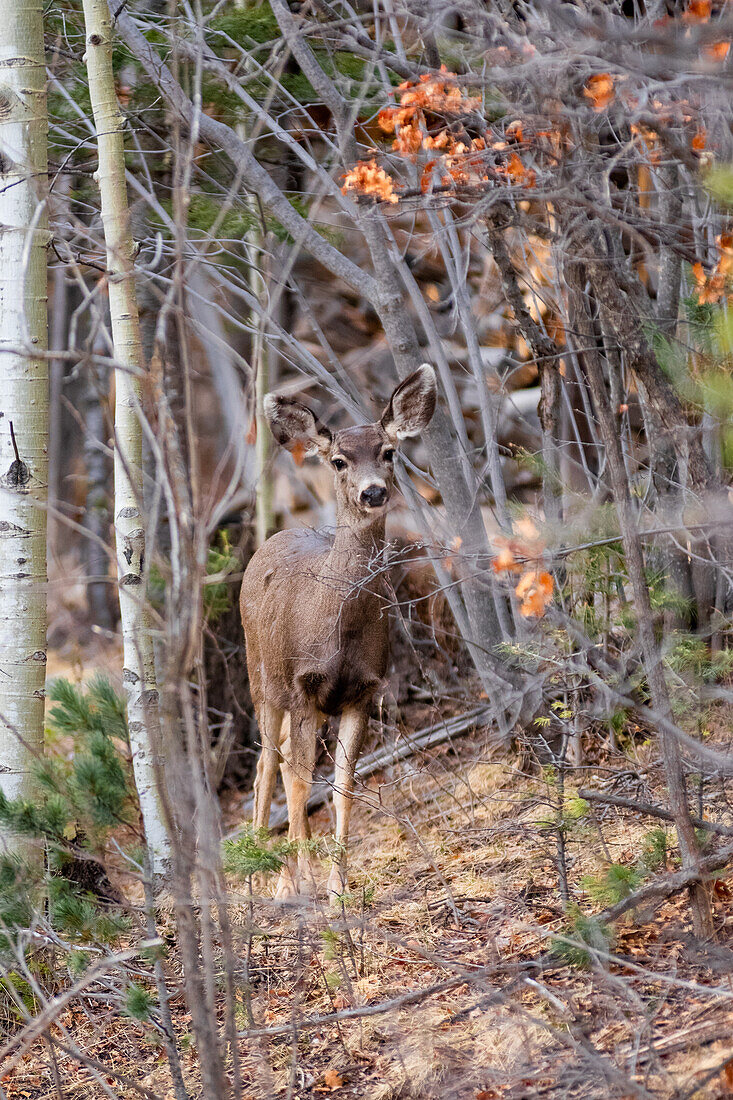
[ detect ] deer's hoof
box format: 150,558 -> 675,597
273,883 -> 296,902
273,866 -> 317,903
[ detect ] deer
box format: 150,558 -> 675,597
240,364 -> 437,900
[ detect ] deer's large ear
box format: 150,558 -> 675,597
381,364 -> 437,442
264,394 -> 332,460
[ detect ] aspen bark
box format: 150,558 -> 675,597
248,231 -> 275,547
81,0 -> 170,869
0,0 -> 48,853
235,0 -> 274,547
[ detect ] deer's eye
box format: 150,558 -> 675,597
382,448 -> 395,463
331,457 -> 347,471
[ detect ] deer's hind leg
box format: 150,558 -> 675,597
252,703 -> 286,831
275,707 -> 318,900
327,706 -> 369,902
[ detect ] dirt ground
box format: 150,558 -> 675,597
6,711 -> 733,1100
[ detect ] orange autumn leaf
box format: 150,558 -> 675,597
692,127 -> 707,151
506,152 -> 524,180
505,151 -> 536,187
693,267 -> 724,304
695,276 -> 725,305
703,40 -> 730,61
398,66 -> 480,116
492,545 -> 517,573
393,123 -> 423,157
323,1069 -> 344,1090
493,516 -> 546,575
341,160 -> 398,204
444,160 -> 470,185
583,73 -> 615,112
693,233 -> 733,303
423,131 -> 450,152
683,0 -> 711,21
391,106 -> 417,128
718,232 -> 733,277
378,108 -> 398,134
420,160 -> 438,192
515,570 -> 554,618
289,439 -> 308,467
381,67 -> 481,159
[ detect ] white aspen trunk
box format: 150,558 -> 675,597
81,0 -> 170,869
0,0 -> 48,854
236,42 -> 273,547
233,0 -> 275,546
248,230 -> 274,547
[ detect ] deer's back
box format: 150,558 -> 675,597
240,528 -> 389,716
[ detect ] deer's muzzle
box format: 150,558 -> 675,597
360,484 -> 388,508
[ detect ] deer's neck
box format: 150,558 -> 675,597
327,515 -> 386,588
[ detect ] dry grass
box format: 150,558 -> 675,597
5,726 -> 733,1099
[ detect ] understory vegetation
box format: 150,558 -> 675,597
3,0 -> 733,1097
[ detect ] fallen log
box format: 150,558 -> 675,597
578,788 -> 733,839
598,840 -> 733,924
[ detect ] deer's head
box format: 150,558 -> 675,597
265,364 -> 437,526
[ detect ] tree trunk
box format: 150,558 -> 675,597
83,333 -> 115,630
48,244 -> 69,555
0,0 -> 48,856
485,220 -> 562,524
656,162 -> 683,339
566,259 -> 713,938
580,238 -> 715,495
582,225 -> 712,631
81,0 -> 170,870
357,212 -> 511,676
248,229 -> 276,547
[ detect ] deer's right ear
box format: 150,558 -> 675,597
381,363 -> 437,442
264,394 -> 333,459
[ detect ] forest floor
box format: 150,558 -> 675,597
7,701 -> 733,1100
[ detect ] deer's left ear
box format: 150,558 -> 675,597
381,363 -> 437,442
264,394 -> 333,458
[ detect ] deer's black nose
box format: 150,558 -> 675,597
360,485 -> 387,508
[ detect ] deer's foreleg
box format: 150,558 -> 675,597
327,706 -> 368,902
252,703 -> 285,830
275,708 -> 318,899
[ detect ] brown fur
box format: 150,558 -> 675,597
240,366 -> 437,899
